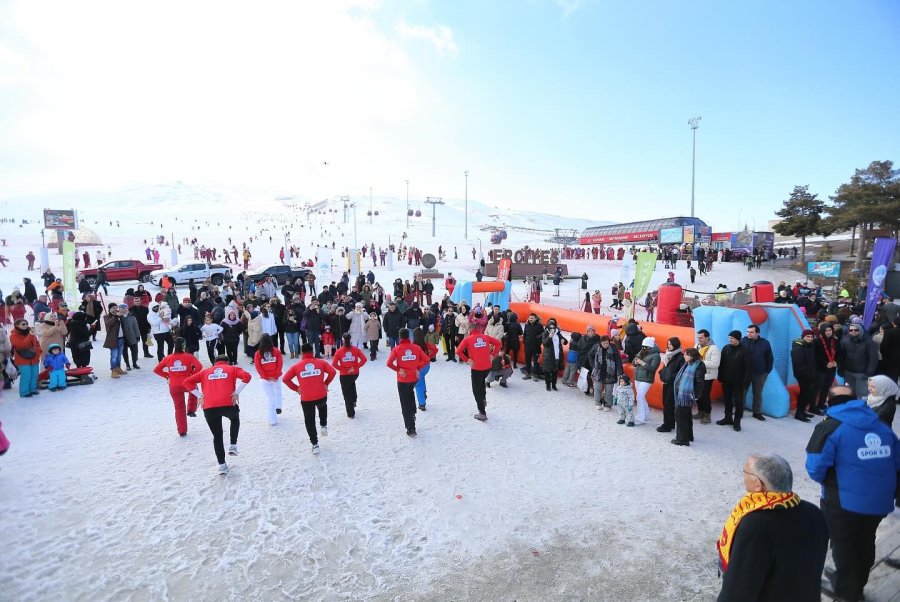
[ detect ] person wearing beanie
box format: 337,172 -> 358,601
790,329 -> 818,422
103,303 -> 127,378
43,343 -> 70,391
806,384 -> 900,601
614,374 -> 636,427
716,330 -> 751,431
632,336 -> 660,424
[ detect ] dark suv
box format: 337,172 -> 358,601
246,264 -> 311,285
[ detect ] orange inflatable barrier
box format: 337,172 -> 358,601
508,302 -> 696,409
471,281 -> 507,293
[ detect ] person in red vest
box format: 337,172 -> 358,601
386,329 -> 429,436
184,355 -> 252,475
283,343 -> 337,454
332,333 -> 368,418
153,337 -> 203,437
457,330 -> 502,421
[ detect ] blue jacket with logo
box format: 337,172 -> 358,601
805,400 -> 900,516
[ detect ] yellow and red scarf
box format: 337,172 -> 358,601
717,491 -> 800,571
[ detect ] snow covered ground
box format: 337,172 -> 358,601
1,184 -> 898,601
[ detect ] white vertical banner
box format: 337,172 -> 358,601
619,252 -> 635,289
317,247 -> 333,282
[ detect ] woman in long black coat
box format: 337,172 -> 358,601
67,311 -> 94,367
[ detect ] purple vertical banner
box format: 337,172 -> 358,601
863,237 -> 897,329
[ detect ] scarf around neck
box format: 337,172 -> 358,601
717,491 -> 800,572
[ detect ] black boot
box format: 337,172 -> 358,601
733,418 -> 742,432
716,414 -> 733,426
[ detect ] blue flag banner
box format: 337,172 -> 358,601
863,237 -> 897,329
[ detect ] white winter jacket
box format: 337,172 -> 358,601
697,343 -> 720,381
149,306 -> 176,335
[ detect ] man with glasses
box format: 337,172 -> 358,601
717,454 -> 827,601
741,324 -> 773,421
836,322 -> 878,399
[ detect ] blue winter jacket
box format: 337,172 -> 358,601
43,352 -> 69,371
805,400 -> 900,516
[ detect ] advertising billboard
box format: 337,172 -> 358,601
659,227 -> 683,244
43,209 -> 78,230
807,262 -> 841,279
683,226 -> 695,244
697,226 -> 712,244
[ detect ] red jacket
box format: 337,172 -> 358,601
386,340 -> 429,383
254,348 -> 284,380
331,344 -> 368,376
153,352 -> 203,389
420,342 -> 438,361
183,361 -> 252,409
282,353 -> 336,401
457,332 -> 501,371
9,330 -> 41,366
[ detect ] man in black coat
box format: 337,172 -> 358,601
381,301 -> 407,349
717,453 -> 828,602
522,313 -> 544,380
717,330 -> 751,432
881,316 -> 900,382
130,297 -> 153,358
790,329 -> 818,422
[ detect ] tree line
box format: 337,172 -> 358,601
773,160 -> 900,269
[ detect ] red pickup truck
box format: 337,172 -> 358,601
78,259 -> 164,286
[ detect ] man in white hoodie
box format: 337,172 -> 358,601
694,329 -> 720,424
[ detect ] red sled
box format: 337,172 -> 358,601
38,366 -> 97,388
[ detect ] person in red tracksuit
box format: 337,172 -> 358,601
457,330 -> 502,421
184,355 -> 252,475
283,343 -> 337,454
153,337 -> 203,437
386,329 -> 429,436
332,333 -> 368,418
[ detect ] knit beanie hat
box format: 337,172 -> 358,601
728,330 -> 742,341
801,329 -> 815,337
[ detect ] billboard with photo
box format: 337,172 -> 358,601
697,226 -> 712,244
683,226 -> 695,244
659,227 -> 683,244
43,209 -> 78,230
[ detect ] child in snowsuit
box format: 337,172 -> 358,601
43,343 -> 70,391
562,332 -> 581,386
613,374 -> 636,427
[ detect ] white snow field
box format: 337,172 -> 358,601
1,184 -> 898,601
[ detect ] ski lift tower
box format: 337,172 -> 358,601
425,197 -> 444,237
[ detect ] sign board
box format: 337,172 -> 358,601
683,226 -> 695,244
807,261 -> 841,279
697,226 -> 712,244
659,227 -> 683,244
496,258 -> 512,281
43,209 -> 78,230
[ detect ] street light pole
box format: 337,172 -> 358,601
425,197 -> 444,237
464,170 -> 469,240
405,179 -> 409,231
688,116 -> 701,218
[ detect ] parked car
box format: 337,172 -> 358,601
150,262 -> 233,287
78,259 -> 164,287
245,264 -> 312,286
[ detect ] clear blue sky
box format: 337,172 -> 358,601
1,0 -> 897,233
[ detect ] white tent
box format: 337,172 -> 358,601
46,227 -> 104,248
